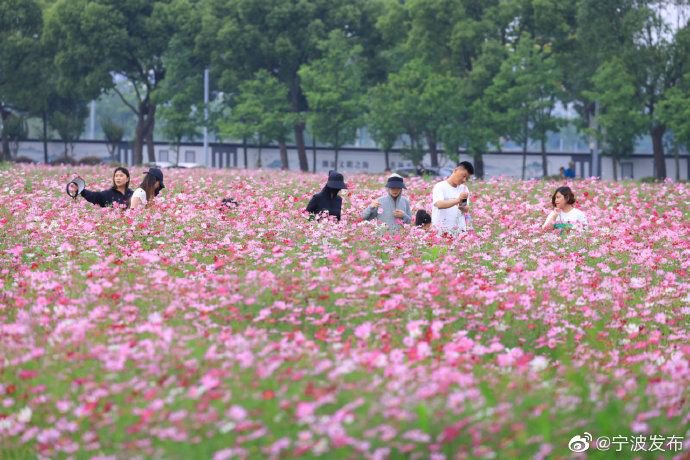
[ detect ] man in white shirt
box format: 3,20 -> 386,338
431,161 -> 474,234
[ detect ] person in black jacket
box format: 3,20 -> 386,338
306,171 -> 347,221
67,167 -> 134,208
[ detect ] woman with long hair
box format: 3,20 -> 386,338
67,167 -> 133,208
130,168 -> 165,209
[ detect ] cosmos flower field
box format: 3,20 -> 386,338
1,165 -> 688,459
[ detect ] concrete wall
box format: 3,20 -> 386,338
14,140 -> 689,181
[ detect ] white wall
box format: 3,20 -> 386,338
14,140 -> 688,180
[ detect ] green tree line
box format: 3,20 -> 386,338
1,0 -> 689,179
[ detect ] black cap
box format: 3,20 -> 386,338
145,168 -> 165,189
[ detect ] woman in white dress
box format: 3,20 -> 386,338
541,186 -> 587,234
130,168 -> 165,209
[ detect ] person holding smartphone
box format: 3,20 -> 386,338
431,161 -> 474,235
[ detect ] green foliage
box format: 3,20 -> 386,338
366,82 -> 399,156
2,114 -> 29,158
101,117 -> 124,158
584,58 -> 646,178
218,70 -> 293,167
1,0 -> 689,179
44,0 -> 201,164
299,30 -> 365,163
201,0 -> 375,171
658,73 -> 690,151
485,33 -> 564,176
49,102 -> 88,157
0,0 -> 44,160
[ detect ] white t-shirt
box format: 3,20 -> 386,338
431,180 -> 469,233
556,208 -> 587,226
132,188 -> 148,206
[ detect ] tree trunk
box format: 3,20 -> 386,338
133,112 -> 145,165
612,155 -> 618,181
243,137 -> 248,169
521,119 -> 529,180
427,133 -> 439,167
279,141 -> 289,170
257,136 -> 262,168
521,139 -> 528,180
1,107 -> 11,161
673,143 -> 680,182
384,149 -> 390,170
289,77 -> 308,171
541,138 -> 548,178
294,123 -> 309,171
312,136 -> 317,173
145,103 -> 156,164
650,124 -> 666,180
42,111 -> 48,164
133,99 -> 156,165
473,152 -> 484,179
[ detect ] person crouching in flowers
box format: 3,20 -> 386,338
306,170 -> 347,221
361,174 -> 411,232
130,168 -> 165,209
541,186 -> 587,234
415,209 -> 432,230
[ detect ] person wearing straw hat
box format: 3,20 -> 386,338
130,168 -> 165,209
306,170 -> 348,221
361,173 -> 411,232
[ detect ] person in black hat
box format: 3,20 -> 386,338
306,170 -> 347,221
66,167 -> 134,208
130,168 -> 165,209
361,173 -> 411,232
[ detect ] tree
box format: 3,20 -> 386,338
49,100 -> 88,158
371,59 -> 461,168
218,70 -> 293,169
300,31 -> 365,169
101,117 -> 124,160
567,1 -> 690,180
156,21 -> 205,165
159,101 -> 201,165
0,0 -> 43,161
376,0 -> 519,174
584,59 -> 646,180
441,40 -> 508,178
44,0 -> 200,165
486,34 -> 563,179
3,115 -> 28,159
625,4 -> 690,180
658,73 -> 690,181
367,83 -> 400,170
200,0 -> 379,172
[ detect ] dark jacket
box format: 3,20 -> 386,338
81,187 -> 134,208
306,186 -> 343,221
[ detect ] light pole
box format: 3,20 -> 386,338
203,68 -> 210,167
